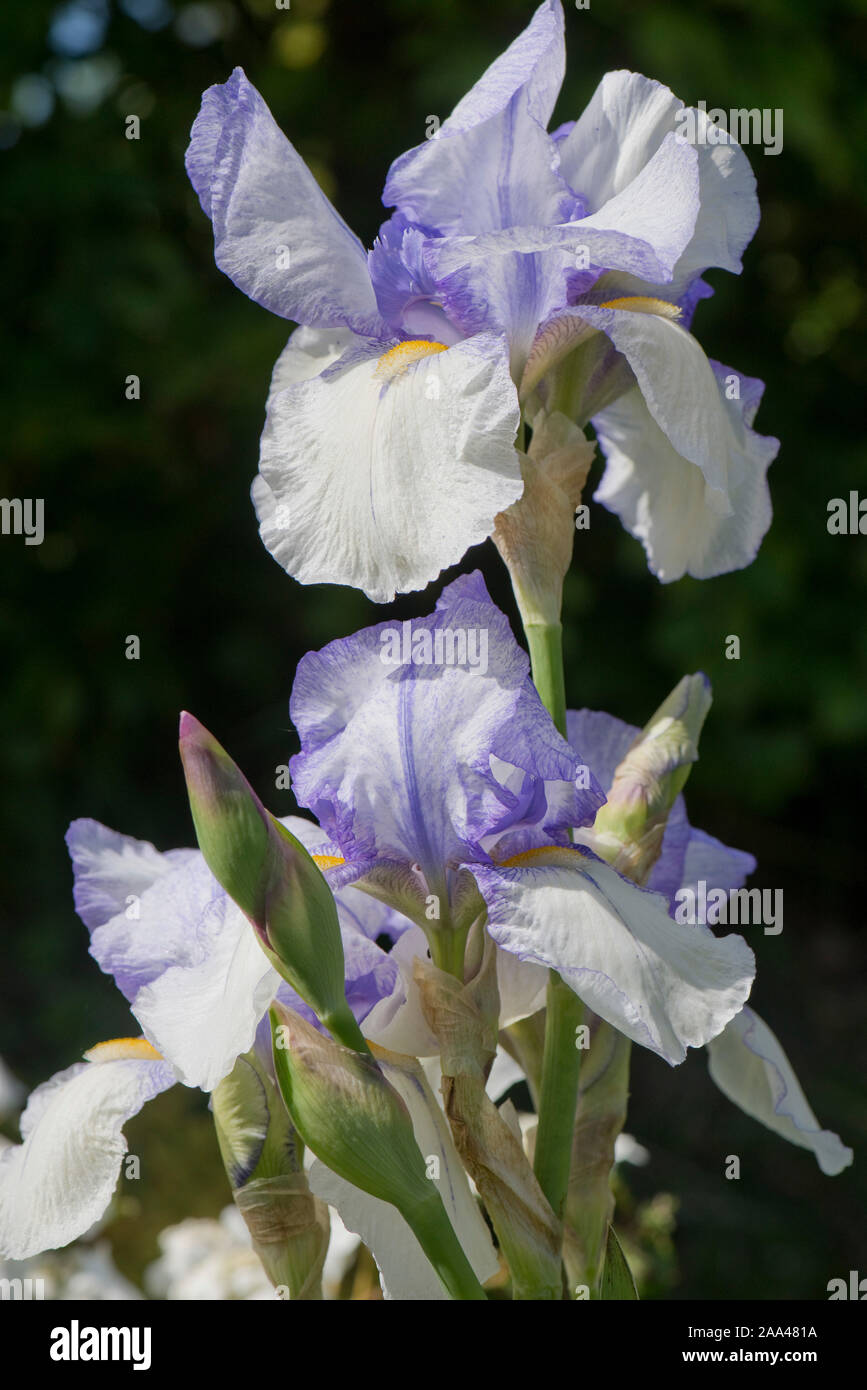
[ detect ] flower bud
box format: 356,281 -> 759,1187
590,674 -> 712,884
212,1050 -> 329,1299
270,1003 -> 434,1214
179,712 -> 361,1046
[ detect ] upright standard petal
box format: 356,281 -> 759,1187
0,1045 -> 176,1259
186,69 -> 384,335
255,334 -> 521,603
557,70 -> 759,290
289,571 -> 605,882
384,0 -> 566,236
707,1008 -> 853,1176
474,848 -> 755,1064
591,344 -> 779,580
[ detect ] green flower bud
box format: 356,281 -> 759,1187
270,1004 -> 487,1300
179,712 -> 365,1050
212,1051 -> 329,1300
591,674 -> 712,885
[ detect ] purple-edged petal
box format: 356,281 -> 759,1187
474,848 -> 755,1064
254,332 -> 522,603
186,68 -> 384,335
71,814 -> 400,1091
680,827 -> 756,897
65,818 -> 198,932
432,130 -> 700,289
0,1046 -> 176,1258
384,0 -> 566,237
707,1008 -> 853,1175
557,70 -> 759,291
591,345 -> 779,580
289,572 -> 605,883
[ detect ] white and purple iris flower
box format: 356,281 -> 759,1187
185,0 -> 777,601
0,580 -> 848,1269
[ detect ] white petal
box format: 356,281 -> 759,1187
477,853 -> 755,1064
361,925 -> 441,1058
0,1054 -> 175,1259
593,365 -> 777,581
132,896 -> 280,1092
255,334 -> 521,602
66,818 -> 197,931
707,1008 -> 853,1176
559,71 -> 758,285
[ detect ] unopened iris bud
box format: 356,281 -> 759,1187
270,1003 -> 487,1300
271,1003 -> 432,1210
591,674 -> 712,884
179,712 -> 365,1050
212,1050 -> 329,1300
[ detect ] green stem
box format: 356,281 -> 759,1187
524,621 -> 567,737
429,925 -> 469,980
521,617 -> 581,1225
534,977 -> 583,1220
407,1196 -> 489,1301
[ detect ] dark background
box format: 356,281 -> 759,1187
1,0 -> 864,1298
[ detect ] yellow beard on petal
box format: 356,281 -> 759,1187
495,845 -> 588,869
83,1037 -> 164,1063
312,853 -> 345,870
599,296 -> 682,320
375,339 -> 448,381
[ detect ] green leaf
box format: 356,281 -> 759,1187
600,1225 -> 639,1300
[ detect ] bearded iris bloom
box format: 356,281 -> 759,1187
0,817 -> 412,1261
186,0 -> 777,603
288,571 -> 754,1064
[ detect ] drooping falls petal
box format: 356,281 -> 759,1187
473,848 -> 755,1065
0,1044 -> 176,1259
67,816 -> 404,1091
707,1008 -> 853,1176
289,571 -> 605,881
556,70 -> 759,291
185,68 -> 385,336
307,1048 -> 499,1300
592,355 -> 779,580
254,334 -> 522,603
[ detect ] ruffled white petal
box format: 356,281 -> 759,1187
707,1008 -> 853,1175
0,1055 -> 176,1259
66,818 -> 197,932
132,895 -> 280,1092
558,70 -> 758,288
476,852 -> 755,1064
592,352 -> 777,581
255,334 -> 521,602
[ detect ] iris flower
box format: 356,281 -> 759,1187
288,571 -> 754,1064
186,0 -> 777,602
